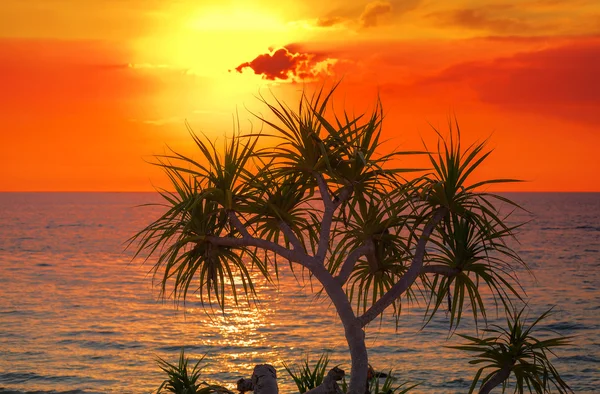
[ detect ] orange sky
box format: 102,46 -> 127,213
1,0 -> 599,192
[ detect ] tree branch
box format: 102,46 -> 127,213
315,172 -> 352,262
227,210 -> 313,268
335,241 -> 374,286
279,220 -> 304,252
421,264 -> 461,277
205,235 -> 310,268
228,210 -> 251,238
315,172 -> 333,210
358,207 -> 448,327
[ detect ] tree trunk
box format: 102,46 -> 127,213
478,364 -> 512,394
234,262 -> 370,394
310,264 -> 370,394
344,323 -> 369,394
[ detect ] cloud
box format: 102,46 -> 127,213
308,0 -> 399,30
0,38 -> 156,115
428,5 -> 552,34
454,9 -> 527,32
360,1 -> 393,28
474,39 -> 600,122
315,16 -> 347,27
382,37 -> 600,124
233,47 -> 336,81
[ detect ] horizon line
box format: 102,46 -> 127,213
1,190 -> 599,193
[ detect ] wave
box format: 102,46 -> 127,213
44,223 -> 105,230
541,225 -> 600,232
544,321 -> 588,331
0,390 -> 89,394
56,339 -> 143,351
575,225 -> 600,232
0,371 -> 111,394
156,344 -> 210,352
559,355 -> 599,363
61,330 -> 118,337
0,372 -> 86,385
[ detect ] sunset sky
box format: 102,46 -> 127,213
1,0 -> 598,192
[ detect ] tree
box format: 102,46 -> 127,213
131,84 -> 571,394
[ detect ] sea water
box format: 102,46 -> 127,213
0,192 -> 598,393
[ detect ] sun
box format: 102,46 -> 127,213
126,2 -> 313,141
143,5 -> 302,79
186,7 -> 285,32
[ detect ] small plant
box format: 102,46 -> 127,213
284,353 -> 418,394
451,307 -> 573,394
156,348 -> 231,394
340,368 -> 419,394
366,371 -> 419,394
283,353 -> 331,393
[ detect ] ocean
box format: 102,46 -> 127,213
0,192 -> 598,393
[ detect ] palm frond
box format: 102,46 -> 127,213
416,122 -> 528,330
449,306 -> 573,394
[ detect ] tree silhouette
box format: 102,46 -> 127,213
131,84 -> 571,394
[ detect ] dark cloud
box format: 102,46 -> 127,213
233,47 -> 334,81
360,1 -> 393,28
284,43 -> 330,62
234,48 -> 298,80
428,6 -> 540,34
383,38 -> 600,124
475,40 -> 600,117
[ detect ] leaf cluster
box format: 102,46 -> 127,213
451,307 -> 573,394
283,353 -> 332,393
157,349 -> 232,394
418,122 -> 528,330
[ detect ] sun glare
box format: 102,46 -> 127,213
186,8 -> 285,32
150,6 -> 301,79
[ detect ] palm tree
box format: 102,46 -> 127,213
131,84 -> 569,394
